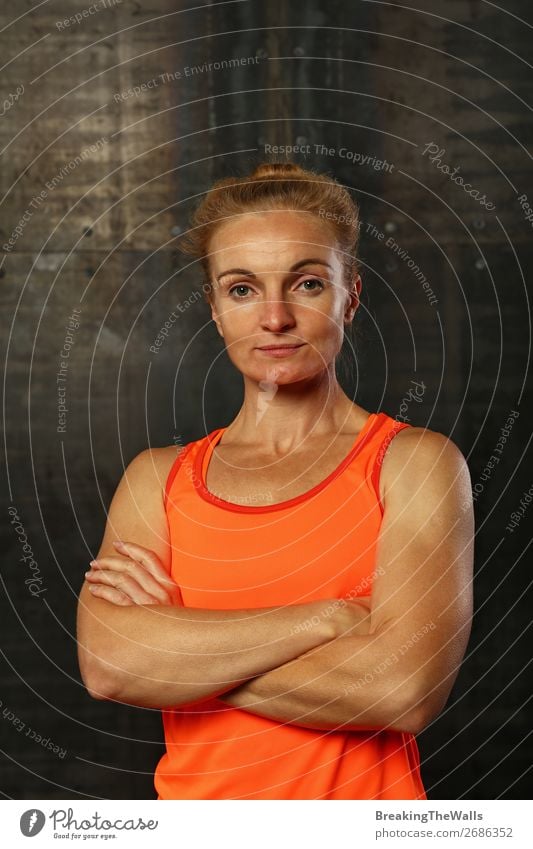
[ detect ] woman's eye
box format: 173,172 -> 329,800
299,277 -> 325,291
228,284 -> 251,298
228,278 -> 325,298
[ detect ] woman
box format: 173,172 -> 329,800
77,161 -> 474,800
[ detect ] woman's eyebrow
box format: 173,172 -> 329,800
216,258 -> 333,283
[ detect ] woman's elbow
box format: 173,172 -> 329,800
77,586 -> 124,700
397,685 -> 448,735
395,703 -> 432,736
78,645 -> 116,701
85,675 -> 113,701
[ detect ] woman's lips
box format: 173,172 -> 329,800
256,344 -> 306,358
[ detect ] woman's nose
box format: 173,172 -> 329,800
258,296 -> 297,331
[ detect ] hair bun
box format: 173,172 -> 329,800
249,162 -> 304,179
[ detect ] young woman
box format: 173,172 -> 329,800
77,161 -> 474,800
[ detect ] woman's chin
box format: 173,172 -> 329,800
241,362 -> 326,387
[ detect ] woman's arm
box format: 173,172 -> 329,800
83,428 -> 474,730
218,429 -> 475,735
77,448 -> 351,709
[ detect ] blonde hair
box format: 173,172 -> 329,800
178,161 -> 361,302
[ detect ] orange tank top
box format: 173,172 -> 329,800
154,411 -> 427,800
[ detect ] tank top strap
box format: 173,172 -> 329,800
370,416 -> 413,514
163,441 -> 194,511
163,429 -> 226,511
201,428 -> 225,481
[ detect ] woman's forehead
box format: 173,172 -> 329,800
209,214 -> 340,270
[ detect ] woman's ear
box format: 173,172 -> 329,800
209,301 -> 224,338
344,273 -> 362,323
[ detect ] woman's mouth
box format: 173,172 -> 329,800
256,343 -> 306,358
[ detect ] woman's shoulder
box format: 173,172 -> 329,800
145,429 -> 221,484
379,422 -> 470,509
386,423 -> 466,460
131,443 -> 191,495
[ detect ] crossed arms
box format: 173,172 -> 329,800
77,428 -> 474,735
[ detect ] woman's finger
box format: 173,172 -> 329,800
110,541 -> 177,587
87,584 -> 138,606
85,570 -> 160,605
88,557 -> 173,605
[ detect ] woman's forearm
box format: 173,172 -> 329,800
217,595 -> 373,725
218,625 -> 420,734
77,583 -> 338,709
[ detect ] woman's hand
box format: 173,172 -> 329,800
84,540 -> 183,606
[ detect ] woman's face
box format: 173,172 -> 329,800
207,210 -> 360,384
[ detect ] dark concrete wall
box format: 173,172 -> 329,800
1,0 -> 531,799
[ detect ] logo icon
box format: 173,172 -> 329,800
256,366 -> 281,425
20,809 -> 45,836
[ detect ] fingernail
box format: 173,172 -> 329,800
84,571 -> 91,577
113,540 -> 125,547
89,560 -> 98,567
